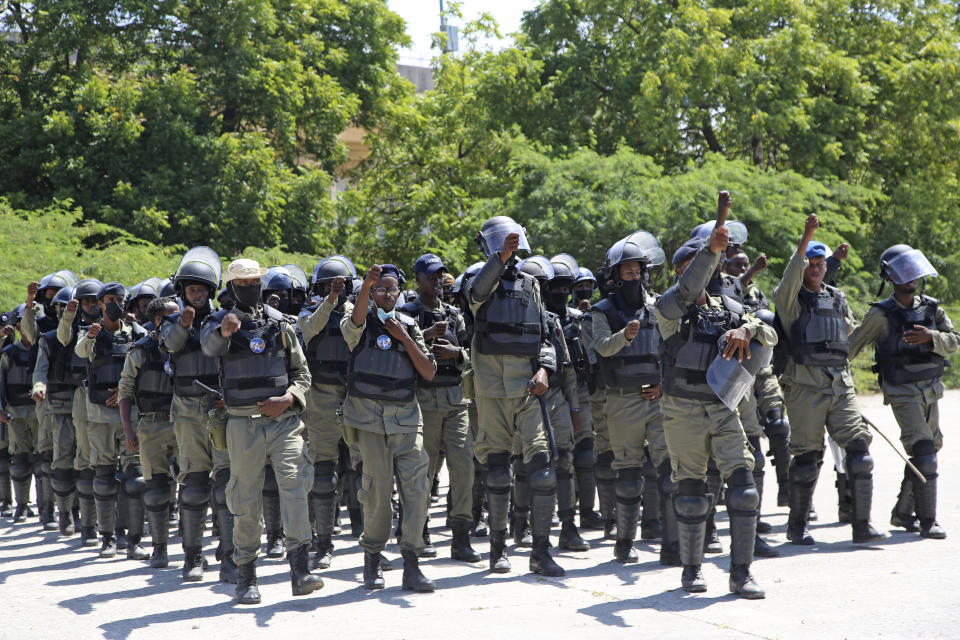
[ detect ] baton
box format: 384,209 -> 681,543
192,379 -> 223,399
529,381 -> 558,460
861,413 -> 926,484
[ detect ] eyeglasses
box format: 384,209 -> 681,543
372,286 -> 401,295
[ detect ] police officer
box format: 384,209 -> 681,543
31,286 -> 84,536
547,254 -> 606,534
201,258 -> 322,605
401,253 -> 481,563
20,270 -> 79,344
591,233 -> 674,564
56,278 -> 103,546
466,216 -> 564,577
654,194 -> 772,598
773,214 -> 884,546
849,244 -> 956,539
160,247 -> 236,582
299,255 -> 357,568
74,282 -> 147,557
520,255 -> 589,553
118,297 -> 180,564
124,279 -> 162,326
573,268 -> 597,312
283,264 -> 310,316
341,263 -> 437,591
0,306 -> 40,523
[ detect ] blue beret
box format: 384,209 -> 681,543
378,264 -> 405,283
97,281 -> 127,300
672,237 -> 707,265
805,241 -> 829,259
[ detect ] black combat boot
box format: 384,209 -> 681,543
420,521 -> 438,558
890,468 -> 917,531
911,442 -> 946,540
182,547 -> 205,581
450,520 -> 481,562
557,458 -> 589,552
529,536 -> 565,577
235,561 -> 261,604
99,531 -> 118,558
288,544 -> 324,595
363,550 -> 385,589
313,535 -> 334,570
489,529 -> 511,573
401,550 -> 436,592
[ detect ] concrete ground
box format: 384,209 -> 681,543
1,391 -> 957,640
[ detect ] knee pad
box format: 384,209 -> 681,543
594,452 -> 617,483
181,484 -> 209,510
574,436 -> 594,454
144,477 -> 170,510
263,465 -> 279,496
528,465 -> 557,496
485,465 -> 512,495
183,470 -> 210,489
124,474 -> 145,497
845,438 -> 873,477
910,440 -> 938,478
312,461 -> 338,498
845,437 -> 869,457
910,439 -> 936,458
789,456 -> 821,486
674,493 -> 710,523
725,467 -> 759,515
572,445 -> 596,472
93,466 -> 120,498
76,469 -> 95,496
747,436 -> 765,471
10,454 -> 31,481
614,467 -> 644,504
554,449 -> 572,473
52,468 -> 75,496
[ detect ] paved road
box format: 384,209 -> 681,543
2,391 -> 957,640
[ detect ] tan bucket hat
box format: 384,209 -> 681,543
222,258 -> 269,283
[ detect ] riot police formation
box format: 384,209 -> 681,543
1,194 -> 954,606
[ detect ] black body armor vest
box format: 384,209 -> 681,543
44,329 -> 85,401
88,325 -> 146,406
872,296 -> 945,385
662,296 -> 743,401
474,272 -> 543,357
346,311 -> 418,403
401,301 -> 462,387
134,336 -> 174,413
594,294 -> 662,389
2,343 -> 38,407
788,285 -> 850,368
216,307 -> 291,408
168,310 -> 221,398
303,306 -> 350,386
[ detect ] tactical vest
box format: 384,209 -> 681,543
743,287 -> 769,314
134,336 -> 174,413
788,285 -> 850,367
560,307 -> 591,386
303,307 -> 350,386
88,324 -> 146,406
707,273 -> 744,304
872,296 -> 945,385
347,311 -> 418,403
474,271 -> 543,356
36,312 -> 59,335
401,301 -> 462,387
44,329 -> 86,401
2,343 -> 38,407
662,296 -> 743,401
217,307 -> 290,407
168,311 -> 220,398
594,295 -> 662,389
544,310 -> 571,389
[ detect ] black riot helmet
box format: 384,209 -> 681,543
38,270 -> 79,299
878,244 -> 938,296
453,261 -> 485,295
575,267 -> 597,286
605,231 -> 665,283
476,216 -> 531,259
311,255 -> 358,296
519,255 -> 555,285
549,253 -> 580,284
158,278 -> 177,297
51,286 -> 74,316
74,278 -> 104,300
173,246 -> 222,295
282,264 -> 309,315
262,266 -> 294,313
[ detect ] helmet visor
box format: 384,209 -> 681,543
885,249 -> 937,285
480,221 -> 530,256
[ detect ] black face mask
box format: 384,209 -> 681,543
618,280 -> 644,307
104,301 -> 125,322
546,290 -> 569,312
574,288 -> 593,302
231,283 -> 262,311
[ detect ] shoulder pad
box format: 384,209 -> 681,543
207,308 -> 230,324
719,295 -> 744,315
399,301 -> 419,315
261,304 -> 287,323
394,311 -> 417,327
920,294 -> 940,306
592,297 -> 614,313
42,328 -> 59,343
134,334 -> 155,349
565,306 -> 583,319
871,297 -> 897,311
